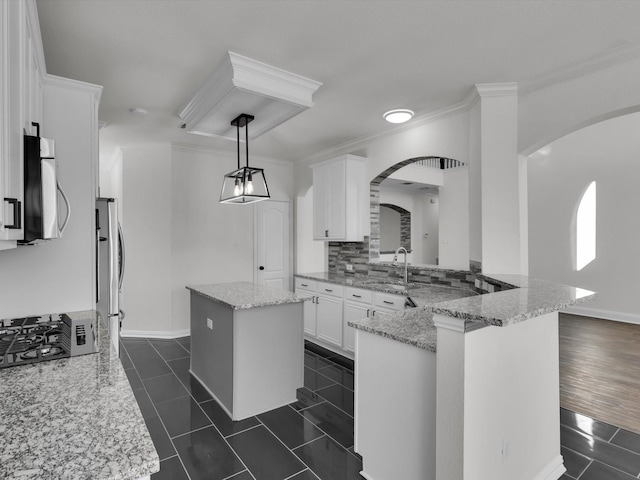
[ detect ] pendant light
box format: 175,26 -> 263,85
220,113 -> 270,204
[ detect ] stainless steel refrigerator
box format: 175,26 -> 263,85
96,198 -> 125,355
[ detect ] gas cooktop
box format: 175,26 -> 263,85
0,315 -> 69,369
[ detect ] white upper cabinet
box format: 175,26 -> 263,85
0,0 -> 44,250
312,154 -> 366,242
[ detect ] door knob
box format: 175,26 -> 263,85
259,266 -> 265,270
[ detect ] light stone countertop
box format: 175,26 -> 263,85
426,278 -> 596,327
187,281 -> 312,310
0,310 -> 159,480
295,272 -> 596,351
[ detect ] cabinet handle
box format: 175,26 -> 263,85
325,229 -> 328,237
325,289 -> 333,292
315,296 -> 319,304
352,294 -> 362,298
301,283 -> 309,287
366,309 -> 370,317
3,198 -> 22,229
383,300 -> 394,305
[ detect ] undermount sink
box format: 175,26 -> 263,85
365,282 -> 418,292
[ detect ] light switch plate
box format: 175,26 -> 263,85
206,318 -> 213,330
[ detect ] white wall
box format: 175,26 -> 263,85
378,188 -> 438,265
121,143 -> 295,336
439,167 -> 469,270
294,109 -> 471,272
0,76 -> 100,318
528,111 -> 640,323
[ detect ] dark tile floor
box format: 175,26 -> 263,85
560,408 -> 640,480
120,337 -> 363,480
122,336 -> 640,480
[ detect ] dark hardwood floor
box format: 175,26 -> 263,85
560,313 -> 640,435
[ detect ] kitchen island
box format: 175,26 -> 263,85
186,282 -> 310,421
0,310 -> 159,480
348,274 -> 595,480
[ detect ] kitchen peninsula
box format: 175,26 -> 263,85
0,311 -> 159,480
347,273 -> 595,480
186,282 -> 310,420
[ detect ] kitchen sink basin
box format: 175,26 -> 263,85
364,282 -> 420,292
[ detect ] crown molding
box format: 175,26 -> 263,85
521,42 -> 640,96
42,73 -> 103,104
475,83 -> 518,98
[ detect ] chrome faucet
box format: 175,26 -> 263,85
392,246 -> 408,283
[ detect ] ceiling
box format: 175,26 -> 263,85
35,0 -> 640,163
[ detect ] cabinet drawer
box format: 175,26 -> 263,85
344,287 -> 372,304
295,277 -> 317,291
317,282 -> 344,297
373,292 -> 406,310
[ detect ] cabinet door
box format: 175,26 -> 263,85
312,163 -> 329,240
316,294 -> 343,347
0,0 -> 25,245
343,300 -> 370,353
298,288 -> 317,336
325,160 -> 346,240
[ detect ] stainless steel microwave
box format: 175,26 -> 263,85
20,123 -> 70,245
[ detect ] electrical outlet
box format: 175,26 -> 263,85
345,264 -> 354,271
206,318 -> 213,330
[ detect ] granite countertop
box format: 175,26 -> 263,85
295,271 -> 476,297
0,310 -> 159,480
426,277 -> 596,327
349,308 -> 439,353
295,272 -> 595,352
187,281 -> 312,310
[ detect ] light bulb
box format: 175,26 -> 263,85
246,172 -> 254,194
233,177 -> 242,196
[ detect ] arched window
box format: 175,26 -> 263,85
576,181 -> 596,271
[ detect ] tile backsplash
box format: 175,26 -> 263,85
327,237 -> 513,294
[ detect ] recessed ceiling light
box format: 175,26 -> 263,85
383,109 -> 414,124
129,108 -> 148,116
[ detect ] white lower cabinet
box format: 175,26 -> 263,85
315,283 -> 344,348
343,300 -> 369,353
295,278 -> 317,336
296,276 -> 408,357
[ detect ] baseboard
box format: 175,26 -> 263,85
121,328 -> 190,339
534,454 -> 566,480
563,305 -> 640,325
358,470 -> 376,480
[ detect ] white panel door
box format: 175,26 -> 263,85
255,200 -> 290,291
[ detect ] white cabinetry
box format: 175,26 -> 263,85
0,0 -> 43,251
315,282 -> 344,348
295,277 -> 317,336
312,154 -> 365,241
296,276 -> 409,357
343,287 -> 372,353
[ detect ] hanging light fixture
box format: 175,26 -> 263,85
220,113 -> 270,204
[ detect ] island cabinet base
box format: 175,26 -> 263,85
354,330 -> 437,480
189,292 -> 304,420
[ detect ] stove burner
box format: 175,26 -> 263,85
1,332 -> 42,344
25,325 -> 53,336
20,345 -> 65,360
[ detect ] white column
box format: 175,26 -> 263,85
434,311 -> 565,480
468,83 -> 524,274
